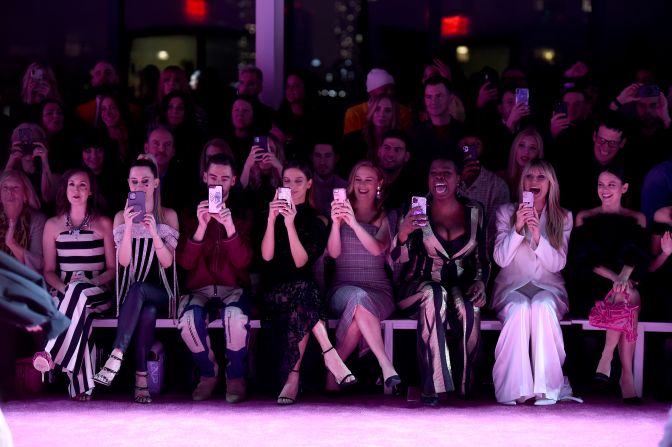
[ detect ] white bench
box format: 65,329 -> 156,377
92,318 -> 671,397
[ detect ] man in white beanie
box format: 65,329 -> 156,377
343,68 -> 413,134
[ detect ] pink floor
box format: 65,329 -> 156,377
2,394 -> 669,447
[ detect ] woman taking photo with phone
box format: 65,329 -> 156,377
326,161 -> 399,392
261,161 -> 356,405
491,159 -> 572,405
32,168 -> 115,400
569,167 -> 648,404
392,157 -> 488,404
93,156 -> 179,403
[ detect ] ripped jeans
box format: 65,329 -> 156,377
178,285 -> 250,379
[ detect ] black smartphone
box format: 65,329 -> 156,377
127,191 -> 146,224
638,84 -> 660,98
253,136 -> 269,153
17,128 -> 35,155
462,145 -> 478,163
554,102 -> 568,116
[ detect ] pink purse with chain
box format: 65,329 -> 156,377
588,291 -> 640,342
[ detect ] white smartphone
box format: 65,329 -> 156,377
522,191 -> 534,208
277,187 -> 292,203
411,196 -> 427,215
208,185 -> 223,213
333,188 -> 347,202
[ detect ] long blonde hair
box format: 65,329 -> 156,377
511,159 -> 566,250
363,94 -> 400,160
506,127 -> 544,190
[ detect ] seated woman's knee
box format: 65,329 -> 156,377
530,291 -> 557,314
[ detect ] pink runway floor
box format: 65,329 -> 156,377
2,395 -> 669,447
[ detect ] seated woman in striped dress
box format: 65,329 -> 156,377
93,157 -> 179,403
32,168 -> 115,400
392,157 -> 489,404
326,161 -> 399,392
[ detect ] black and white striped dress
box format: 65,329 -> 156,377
44,229 -> 111,397
113,223 -> 179,318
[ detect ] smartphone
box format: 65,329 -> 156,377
208,185 -> 223,214
277,187 -> 292,203
522,191 -> 534,208
515,88 -> 529,106
253,136 -> 269,153
333,188 -> 347,202
17,128 -> 35,155
411,196 -> 427,227
637,84 -> 660,98
127,191 -> 146,223
554,102 -> 568,116
462,145 -> 478,163
411,196 -> 427,215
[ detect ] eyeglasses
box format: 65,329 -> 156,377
595,136 -> 621,148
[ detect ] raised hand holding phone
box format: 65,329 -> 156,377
127,191 -> 146,223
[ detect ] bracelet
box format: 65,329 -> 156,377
612,98 -> 622,109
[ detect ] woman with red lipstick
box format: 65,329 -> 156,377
393,157 -> 488,404
326,161 -> 399,392
492,159 -> 572,406
32,168 -> 115,400
261,161 -> 356,405
570,167 -> 648,404
499,127 -> 544,199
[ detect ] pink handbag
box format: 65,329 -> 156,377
588,291 -> 640,342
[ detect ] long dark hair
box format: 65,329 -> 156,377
56,167 -> 103,217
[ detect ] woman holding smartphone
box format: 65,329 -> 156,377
392,157 -> 488,404
570,167 -> 648,404
32,168 -> 115,400
93,156 -> 179,404
261,161 -> 356,405
326,161 -> 399,392
491,159 -> 572,405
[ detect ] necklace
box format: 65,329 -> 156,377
66,213 -> 91,237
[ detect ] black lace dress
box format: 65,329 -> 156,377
260,203 -> 327,386
567,213 -> 649,318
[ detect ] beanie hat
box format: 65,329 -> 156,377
366,69 -> 395,93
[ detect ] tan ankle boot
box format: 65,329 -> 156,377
226,378 -> 247,403
192,376 -> 218,401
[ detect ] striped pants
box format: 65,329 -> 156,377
44,282 -> 110,397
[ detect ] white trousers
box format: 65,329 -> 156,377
493,289 -> 566,403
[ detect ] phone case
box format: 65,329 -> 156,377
209,186 -> 223,213
522,191 -> 534,208
411,196 -> 427,215
333,188 -> 347,202
277,187 -> 292,203
128,191 -> 146,223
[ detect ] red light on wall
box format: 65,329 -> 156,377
186,0 -> 207,20
441,16 -> 470,38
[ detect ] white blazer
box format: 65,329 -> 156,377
491,203 -> 572,313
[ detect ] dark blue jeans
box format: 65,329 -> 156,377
113,282 -> 168,372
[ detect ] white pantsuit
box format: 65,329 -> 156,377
491,203 -> 572,403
